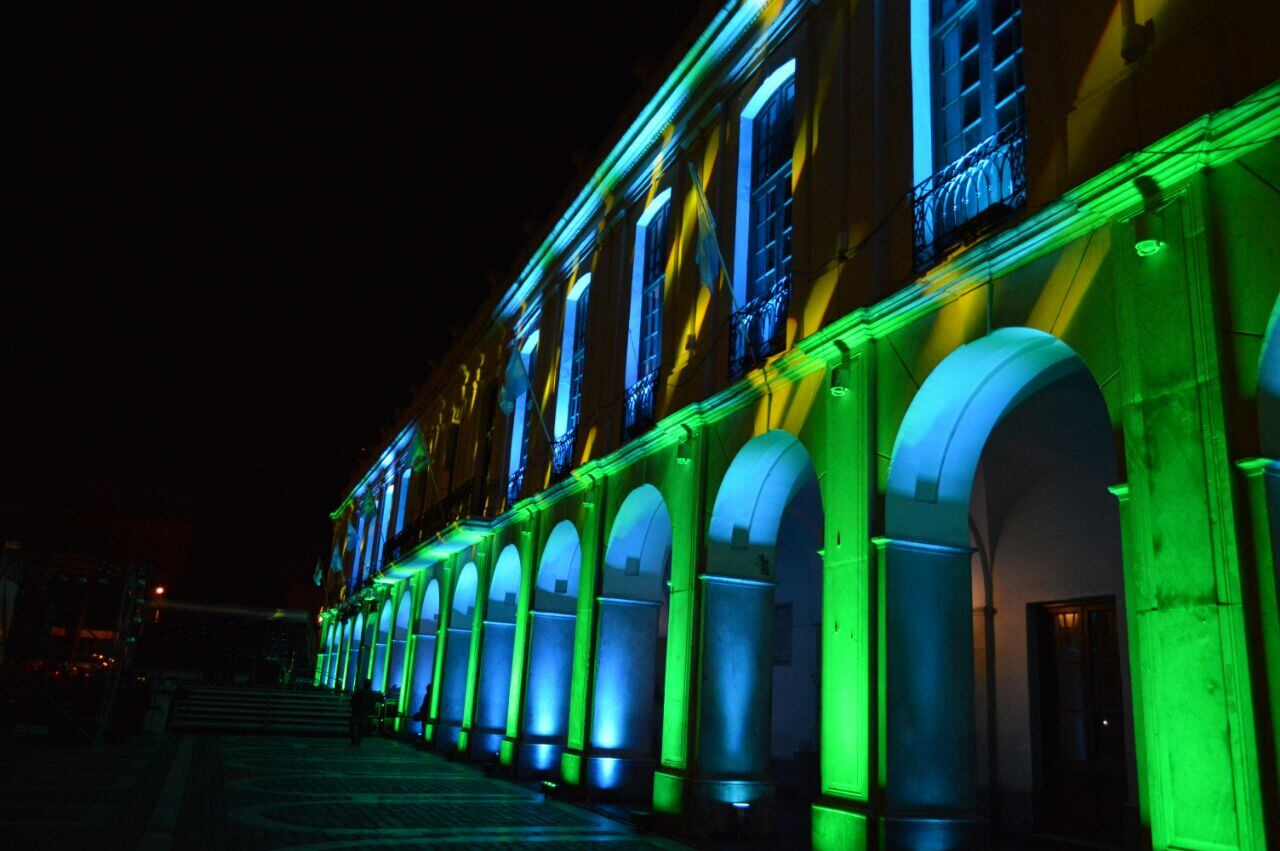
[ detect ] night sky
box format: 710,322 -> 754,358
9,3 -> 703,606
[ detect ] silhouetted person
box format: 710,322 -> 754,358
349,678 -> 374,746
410,680 -> 433,737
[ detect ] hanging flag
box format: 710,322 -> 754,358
329,543 -> 344,573
687,162 -> 729,294
498,347 -> 530,415
312,559 -> 323,587
407,427 -> 432,472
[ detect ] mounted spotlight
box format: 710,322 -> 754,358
1133,207 -> 1166,257
829,365 -> 850,397
1131,175 -> 1168,257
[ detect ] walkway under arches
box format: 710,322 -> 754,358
407,579 -> 440,735
585,484 -> 672,799
884,327 -> 1131,847
518,520 -> 581,777
370,599 -> 392,693
386,593 -> 411,699
694,429 -> 824,834
470,545 -> 522,760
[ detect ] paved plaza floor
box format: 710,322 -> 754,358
0,734 -> 691,850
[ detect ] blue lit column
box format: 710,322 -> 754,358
691,574 -> 775,834
470,620 -> 516,759
517,610 -> 576,777
435,626 -> 472,751
585,596 -> 660,798
407,633 -> 436,734
884,538 -> 981,848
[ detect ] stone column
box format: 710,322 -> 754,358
517,610 -> 576,777
1236,458 -> 1280,784
470,620 -> 516,759
884,538 -> 981,849
586,596 -> 661,797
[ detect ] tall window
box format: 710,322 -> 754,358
506,331 -> 540,502
911,0 -> 1026,267
747,72 -> 794,303
553,275 -> 590,477
730,59 -> 796,378
554,274 -> 591,441
638,201 -> 669,379
623,191 -> 671,441
931,0 -> 1023,166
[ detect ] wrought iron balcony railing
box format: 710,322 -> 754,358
382,477 -> 491,567
729,279 -> 791,380
912,117 -> 1027,270
506,465 -> 526,506
622,370 -> 658,443
550,432 -> 577,481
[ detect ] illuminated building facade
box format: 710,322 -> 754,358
314,1 -> 1280,848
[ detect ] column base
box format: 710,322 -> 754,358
516,739 -> 565,779
468,729 -> 504,762
689,777 -> 775,837
434,720 -> 462,753
882,815 -> 985,850
581,753 -> 655,801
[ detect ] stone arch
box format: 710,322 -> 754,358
437,563 -> 481,750
406,578 -> 441,734
883,327 -> 1129,845
534,521 -> 582,614
371,598 -> 393,692
586,485 -> 673,797
386,591 -> 412,693
695,429 -> 824,823
521,521 -> 582,775
471,545 -> 523,759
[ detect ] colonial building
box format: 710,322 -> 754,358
314,1 -> 1279,848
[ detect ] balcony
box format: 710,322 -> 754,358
912,117 -> 1027,269
382,477 -> 493,568
550,432 -> 576,481
622,370 -> 658,443
729,279 -> 791,380
506,465 -> 526,506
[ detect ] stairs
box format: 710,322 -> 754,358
170,685 -> 350,736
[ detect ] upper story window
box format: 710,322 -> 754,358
623,190 -> 672,442
505,331 -> 540,502
552,274 -> 591,477
911,0 -> 1026,268
731,59 -> 796,379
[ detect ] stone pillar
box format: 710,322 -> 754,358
1237,458 -> 1280,788
435,627 -> 472,751
585,596 -> 661,798
407,634 -> 436,734
470,620 -> 516,759
690,574 -> 775,835
517,610 -> 576,777
884,538 -> 981,849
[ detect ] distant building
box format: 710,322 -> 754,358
315,2 -> 1280,848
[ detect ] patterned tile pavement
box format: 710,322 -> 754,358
0,734 -> 691,849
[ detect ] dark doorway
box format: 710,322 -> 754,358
1034,598 -> 1127,845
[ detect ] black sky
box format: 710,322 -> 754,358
8,3 -> 703,605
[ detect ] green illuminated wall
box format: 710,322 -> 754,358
312,1 -> 1280,847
